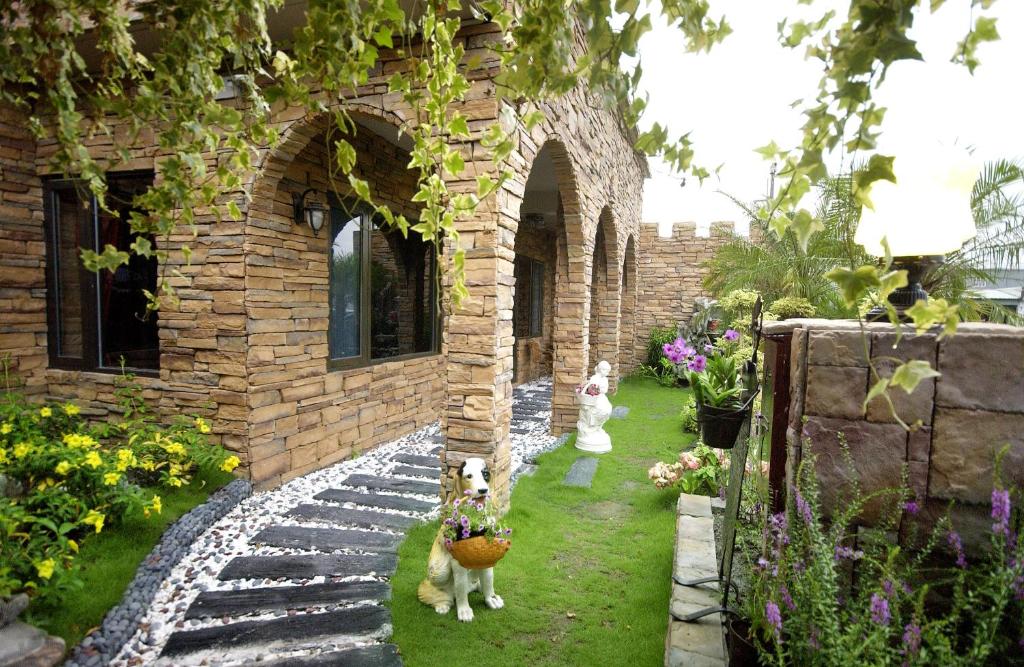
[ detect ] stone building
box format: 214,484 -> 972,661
0,12 -> 730,502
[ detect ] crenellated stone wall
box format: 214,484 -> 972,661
631,222 -> 738,371
777,319 -> 1024,552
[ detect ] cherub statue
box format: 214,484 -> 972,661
575,360 -> 613,453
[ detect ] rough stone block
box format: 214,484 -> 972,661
801,415 -> 907,524
936,333 -> 1024,412
807,329 -> 868,367
866,333 -> 938,425
930,407 -> 1024,504
907,427 -> 931,463
804,365 -> 869,420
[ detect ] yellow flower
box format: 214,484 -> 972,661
13,442 -> 31,459
163,442 -> 187,457
140,460 -> 156,472
83,451 -> 102,469
82,510 -> 105,534
39,407 -> 52,418
35,558 -> 55,580
194,417 -> 211,434
150,495 -> 162,515
166,476 -> 184,488
103,471 -> 121,486
55,460 -> 73,476
220,455 -> 241,473
0,449 -> 8,465
63,404 -> 80,416
79,435 -> 97,449
63,433 -> 82,448
115,448 -> 137,472
1,422 -> 11,435
67,539 -> 79,553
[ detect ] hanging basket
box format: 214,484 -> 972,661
697,403 -> 750,450
448,536 -> 511,570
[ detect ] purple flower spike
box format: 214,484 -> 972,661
947,530 -> 967,568
724,329 -> 740,342
992,488 -> 1011,536
902,622 -> 922,655
904,499 -> 920,515
765,601 -> 782,638
687,355 -> 707,373
795,490 -> 813,525
870,593 -> 890,625
780,585 -> 795,611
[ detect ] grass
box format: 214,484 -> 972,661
30,466 -> 236,649
390,376 -> 694,667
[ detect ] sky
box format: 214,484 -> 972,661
635,0 -> 1024,235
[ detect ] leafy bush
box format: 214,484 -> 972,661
719,289 -> 761,328
0,374 -> 239,605
647,442 -> 735,496
766,296 -> 817,320
646,326 -> 679,369
740,453 -> 1023,666
680,400 -> 698,433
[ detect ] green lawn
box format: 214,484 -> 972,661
30,466 -> 237,648
391,377 -> 693,667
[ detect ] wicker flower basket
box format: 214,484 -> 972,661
448,536 -> 510,570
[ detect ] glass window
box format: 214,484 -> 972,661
45,173 -> 159,373
327,203 -> 437,368
514,256 -> 544,338
329,210 -> 362,360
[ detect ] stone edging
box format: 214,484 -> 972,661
64,478 -> 252,667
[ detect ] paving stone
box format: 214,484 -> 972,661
161,605 -> 390,657
563,457 -> 598,488
255,644 -> 402,667
390,464 -> 436,480
517,464 -> 538,477
611,406 -> 630,419
218,552 -> 397,581
185,581 -> 391,619
288,504 -> 417,531
427,446 -> 442,456
391,453 -> 440,468
253,525 -> 402,553
315,489 -> 435,514
342,474 -> 438,496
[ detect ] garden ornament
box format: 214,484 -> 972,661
575,360 -> 613,454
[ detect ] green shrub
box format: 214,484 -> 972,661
719,289 -> 761,327
0,373 -> 239,606
645,326 -> 679,369
680,400 -> 698,433
766,296 -> 817,320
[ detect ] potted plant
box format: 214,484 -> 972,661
439,492 -> 512,569
663,329 -> 752,449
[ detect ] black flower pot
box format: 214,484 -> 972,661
697,403 -> 750,450
727,617 -> 758,665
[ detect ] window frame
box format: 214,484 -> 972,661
514,256 -> 545,339
326,200 -> 441,372
42,173 -> 160,377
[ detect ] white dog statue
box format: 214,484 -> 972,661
575,360 -> 613,453
417,458 -> 504,622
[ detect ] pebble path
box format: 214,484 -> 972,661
109,378 -> 557,666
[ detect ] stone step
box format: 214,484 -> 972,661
161,605 -> 390,658
218,552 -> 397,581
253,643 -> 402,667
253,525 -> 402,554
341,474 -> 438,497
289,504 -> 417,531
185,581 -> 391,619
315,489 -> 435,514
391,453 -> 440,468
390,464 -> 436,480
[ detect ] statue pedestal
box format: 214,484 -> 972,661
575,391 -> 612,454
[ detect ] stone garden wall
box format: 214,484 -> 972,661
632,222 -> 736,371
778,319 -> 1024,551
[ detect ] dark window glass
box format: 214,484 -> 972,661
370,220 -> 435,360
45,173 -> 158,373
530,260 -> 544,337
329,210 -> 362,360
514,256 -> 544,338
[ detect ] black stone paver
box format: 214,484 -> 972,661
563,456 -> 599,488
288,504 -> 417,531
161,605 -> 390,657
185,581 -> 390,619
316,488 -> 435,514
218,553 -> 397,581
255,644 -> 402,667
253,525 -> 402,553
341,473 -> 439,497
391,453 -> 440,468
390,464 -> 436,480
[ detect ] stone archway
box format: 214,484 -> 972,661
586,206 -> 622,392
618,234 -> 638,375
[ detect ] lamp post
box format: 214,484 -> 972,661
854,145 -> 979,321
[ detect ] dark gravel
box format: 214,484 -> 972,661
64,478 -> 251,667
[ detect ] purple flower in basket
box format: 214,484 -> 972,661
687,355 -> 707,373
870,593 -> 890,625
444,537 -> 453,548
724,329 -> 740,342
461,529 -> 470,539
460,515 -> 470,527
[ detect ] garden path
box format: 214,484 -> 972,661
108,379 -> 556,667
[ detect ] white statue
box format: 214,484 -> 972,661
575,360 -> 613,454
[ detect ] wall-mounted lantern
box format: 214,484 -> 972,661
292,188 -> 327,237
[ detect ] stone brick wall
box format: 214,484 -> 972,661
512,223 -> 556,385
777,319 -> 1024,552
0,104 -> 46,395
632,222 -> 737,370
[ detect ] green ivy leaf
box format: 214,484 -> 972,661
827,265 -> 881,308
905,298 -> 959,338
863,377 -> 890,412
890,360 -> 941,395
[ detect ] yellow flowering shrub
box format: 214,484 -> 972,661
0,370 -> 239,606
